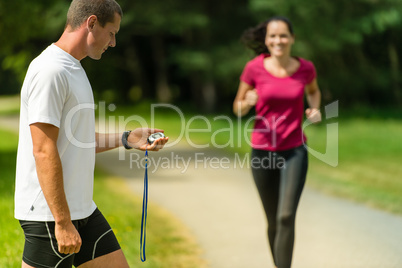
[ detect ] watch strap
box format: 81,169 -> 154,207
122,130 -> 133,150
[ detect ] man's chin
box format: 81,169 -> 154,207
88,54 -> 102,60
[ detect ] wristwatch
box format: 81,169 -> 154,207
122,130 -> 133,150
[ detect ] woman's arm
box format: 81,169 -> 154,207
233,81 -> 258,117
305,78 -> 322,123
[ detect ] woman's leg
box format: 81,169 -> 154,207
274,146 -> 308,268
251,149 -> 281,266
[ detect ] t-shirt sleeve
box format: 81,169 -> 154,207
240,61 -> 256,87
27,67 -> 68,128
305,60 -> 317,84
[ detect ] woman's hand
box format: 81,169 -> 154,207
245,89 -> 259,107
305,108 -> 322,124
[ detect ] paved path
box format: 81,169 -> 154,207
96,145 -> 402,268
0,114 -> 19,132
2,115 -> 402,267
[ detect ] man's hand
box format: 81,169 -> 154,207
30,123 -> 81,254
55,221 -> 82,254
127,128 -> 169,151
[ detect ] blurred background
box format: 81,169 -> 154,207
1,0 -> 402,113
1,1 -> 402,266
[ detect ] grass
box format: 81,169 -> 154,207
100,103 -> 402,215
0,129 -> 23,267
2,95 -> 402,264
96,102 -> 254,151
0,127 -> 206,267
305,118 -> 402,214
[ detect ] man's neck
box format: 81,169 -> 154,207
54,26 -> 88,61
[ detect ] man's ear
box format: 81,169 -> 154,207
87,15 -> 97,30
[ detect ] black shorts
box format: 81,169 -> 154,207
19,208 -> 121,268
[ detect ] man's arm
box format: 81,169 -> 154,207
95,132 -> 122,153
95,128 -> 169,153
30,123 -> 81,254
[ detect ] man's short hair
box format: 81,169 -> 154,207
66,0 -> 123,30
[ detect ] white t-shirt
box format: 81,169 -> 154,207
15,44 -> 97,221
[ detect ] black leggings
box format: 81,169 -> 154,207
251,145 -> 308,268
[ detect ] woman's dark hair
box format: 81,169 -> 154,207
241,16 -> 294,55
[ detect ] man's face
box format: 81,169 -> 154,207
87,12 -> 121,60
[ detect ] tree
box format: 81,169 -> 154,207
247,0 -> 402,106
1,0 -> 402,109
0,0 -> 68,94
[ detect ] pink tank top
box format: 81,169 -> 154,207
240,54 -> 316,151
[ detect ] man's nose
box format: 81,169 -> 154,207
109,36 -> 116,47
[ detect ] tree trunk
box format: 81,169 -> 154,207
201,79 -> 217,113
152,35 -> 172,103
388,40 -> 401,105
125,43 -> 151,101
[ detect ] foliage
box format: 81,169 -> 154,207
1,0 -> 402,110
248,0 -> 402,106
0,0 -> 69,93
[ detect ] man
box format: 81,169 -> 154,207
15,0 -> 168,267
